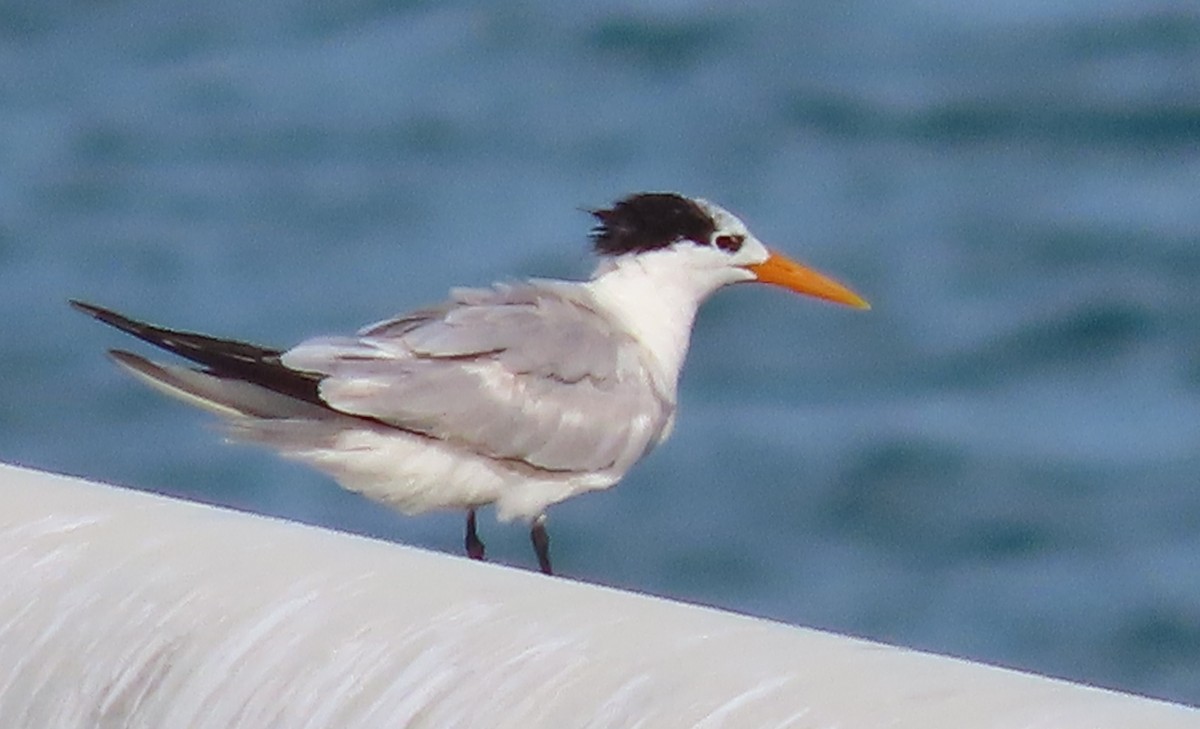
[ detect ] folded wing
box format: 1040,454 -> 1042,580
282,282 -> 671,473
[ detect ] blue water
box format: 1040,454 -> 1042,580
4,0 -> 1200,705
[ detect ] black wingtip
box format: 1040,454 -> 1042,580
69,299 -> 100,316
70,299 -> 126,328
76,302 -> 324,406
70,299 -> 169,344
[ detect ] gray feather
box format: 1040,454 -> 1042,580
281,281 -> 672,472
110,350 -> 332,420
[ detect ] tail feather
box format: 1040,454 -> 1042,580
109,350 -> 331,420
71,300 -> 323,406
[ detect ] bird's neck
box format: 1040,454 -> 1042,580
585,255 -> 719,399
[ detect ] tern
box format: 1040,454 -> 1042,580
73,192 -> 868,575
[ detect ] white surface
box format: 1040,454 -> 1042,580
0,462 -> 1195,728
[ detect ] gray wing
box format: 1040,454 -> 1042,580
281,282 -> 672,473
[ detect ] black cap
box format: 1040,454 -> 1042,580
590,193 -> 717,256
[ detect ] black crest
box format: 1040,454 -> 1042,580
590,193 -> 717,256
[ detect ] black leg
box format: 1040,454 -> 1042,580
465,509 -> 485,560
530,514 -> 552,575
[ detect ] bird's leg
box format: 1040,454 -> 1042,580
530,514 -> 552,575
465,509 -> 486,560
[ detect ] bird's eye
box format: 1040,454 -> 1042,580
714,234 -> 744,253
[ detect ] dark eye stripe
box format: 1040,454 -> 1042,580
714,234 -> 744,253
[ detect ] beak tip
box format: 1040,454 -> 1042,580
747,251 -> 870,311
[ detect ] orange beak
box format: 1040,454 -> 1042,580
744,250 -> 870,309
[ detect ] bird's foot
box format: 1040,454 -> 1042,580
465,509 -> 486,560
530,514 -> 552,575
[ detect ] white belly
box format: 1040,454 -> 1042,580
231,418 -> 621,523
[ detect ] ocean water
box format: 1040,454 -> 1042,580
3,0 -> 1200,706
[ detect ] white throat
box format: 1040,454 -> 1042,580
584,252 -> 735,400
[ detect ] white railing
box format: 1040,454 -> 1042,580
0,462 -> 1195,728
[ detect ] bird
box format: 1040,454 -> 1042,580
72,192 -> 868,575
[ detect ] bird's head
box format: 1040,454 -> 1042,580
590,192 -> 869,309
